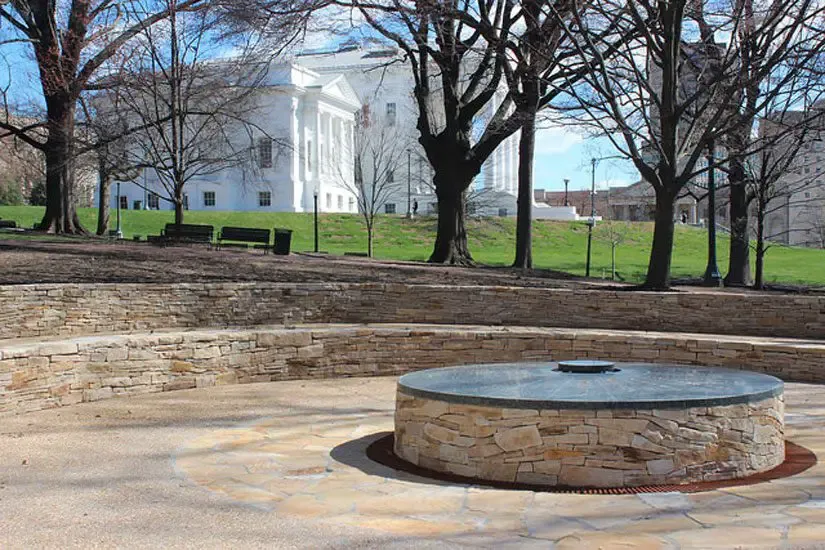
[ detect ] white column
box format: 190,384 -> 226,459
313,106 -> 322,210
290,97 -> 302,211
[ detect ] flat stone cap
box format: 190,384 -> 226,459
398,362 -> 784,410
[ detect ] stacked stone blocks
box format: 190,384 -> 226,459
394,390 -> 785,487
1,325 -> 822,414
1,282 -> 823,340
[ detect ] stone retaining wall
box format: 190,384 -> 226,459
394,391 -> 785,487
2,324 -> 824,415
1,282 -> 823,341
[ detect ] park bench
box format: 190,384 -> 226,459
148,223 -> 213,246
216,226 -> 271,252
0,219 -> 17,229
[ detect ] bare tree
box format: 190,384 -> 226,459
494,0 -> 624,268
346,0 -> 531,264
0,120 -> 45,204
99,0 -> 288,225
0,0 -> 320,234
335,114 -> 411,256
555,0 -> 825,289
746,107 -> 825,288
689,0 -> 825,287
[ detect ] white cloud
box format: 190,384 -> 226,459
534,125 -> 584,155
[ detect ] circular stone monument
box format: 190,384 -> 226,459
394,362 -> 784,488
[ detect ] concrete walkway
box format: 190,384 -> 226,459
2,377 -> 825,549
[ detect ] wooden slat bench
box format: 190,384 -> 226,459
216,226 -> 271,252
148,223 -> 213,246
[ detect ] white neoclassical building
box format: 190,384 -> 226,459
298,40 -> 521,216
108,62 -> 361,214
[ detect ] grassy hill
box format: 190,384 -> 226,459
2,205 -> 824,286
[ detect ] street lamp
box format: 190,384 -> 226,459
586,155 -> 624,278
586,158 -> 597,277
313,186 -> 319,253
563,178 -> 570,207
115,180 -> 123,239
406,149 -> 412,219
703,136 -> 723,286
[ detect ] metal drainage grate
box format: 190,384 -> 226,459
365,433 -> 816,495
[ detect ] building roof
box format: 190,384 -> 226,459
297,41 -> 404,72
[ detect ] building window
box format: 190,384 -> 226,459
257,138 -> 272,168
183,194 -> 189,210
805,191 -> 812,198
348,197 -> 355,212
386,102 -> 396,126
498,208 -> 508,217
119,196 -> 128,210
133,200 -> 142,210
387,170 -> 394,184
203,191 -> 216,207
148,193 -> 159,209
326,193 -> 332,209
385,203 -> 396,214
337,195 -> 343,210
258,191 -> 272,207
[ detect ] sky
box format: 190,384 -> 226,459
532,126 -> 640,193
1,13 -> 641,195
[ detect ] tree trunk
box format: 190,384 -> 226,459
513,113 -> 536,269
429,182 -> 473,264
724,161 -> 751,286
367,221 -> 374,257
754,212 -> 766,289
96,169 -> 111,236
644,189 -> 677,289
39,97 -> 85,234
174,183 -> 184,225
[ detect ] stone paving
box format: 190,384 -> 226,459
173,377 -> 825,549
3,376 -> 825,548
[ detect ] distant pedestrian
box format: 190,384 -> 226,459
680,212 -> 687,224
412,200 -> 419,217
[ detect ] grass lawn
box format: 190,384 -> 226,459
2,205 -> 824,287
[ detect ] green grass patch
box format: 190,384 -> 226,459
2,205 -> 824,286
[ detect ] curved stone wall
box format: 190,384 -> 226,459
2,324 -> 824,415
393,390 -> 785,487
1,282 -> 823,341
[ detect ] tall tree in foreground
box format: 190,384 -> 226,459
0,0 -> 208,233
0,0 -> 319,233
349,0 -> 529,264
689,0 -> 825,286
556,0 -> 824,289
496,0 -> 627,268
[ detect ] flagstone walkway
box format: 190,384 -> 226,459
2,376 -> 825,548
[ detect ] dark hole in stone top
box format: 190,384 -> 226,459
556,360 -> 618,374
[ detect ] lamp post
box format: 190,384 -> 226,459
703,137 -> 723,286
406,149 -> 412,219
586,158 -> 597,277
313,187 -> 319,253
563,178 -> 569,207
585,155 -> 625,278
115,180 -> 123,239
